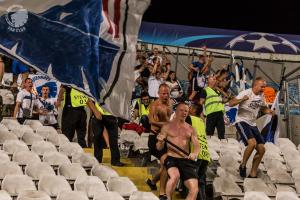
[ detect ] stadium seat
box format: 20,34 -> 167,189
267,169 -> 293,183
22,132 -> 44,146
58,163 -> 87,181
56,191 -> 89,200
0,162 -> 23,180
10,125 -> 33,139
275,184 -> 296,193
3,140 -> 29,155
106,177 -> 138,197
17,190 -> 51,200
244,191 -> 271,200
31,141 -> 57,156
0,190 -> 12,200
91,164 -> 119,182
1,119 -> 20,131
74,176 -> 106,198
0,123 -> 8,131
276,191 -> 300,200
216,167 -> 243,182
71,153 -> 98,168
43,151 -> 71,167
264,158 -> 287,171
36,126 -> 57,139
129,191 -> 159,200
93,191 -> 124,200
23,120 -> 43,131
219,155 -> 240,170
213,177 -> 242,194
243,178 -> 274,195
38,175 -> 72,197
47,133 -> 69,147
59,142 -> 83,157
25,162 -> 56,180
0,150 -> 10,163
0,130 -> 18,145
1,175 -> 36,196
12,151 -> 41,166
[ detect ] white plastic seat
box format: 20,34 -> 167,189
13,151 -> 41,166
287,159 -> 300,171
0,150 -> 10,164
276,191 -> 300,200
25,162 -> 56,180
106,177 -> 138,197
2,175 -> 36,196
17,190 -> 51,200
265,142 -> 281,154
0,123 -> 8,131
38,175 -> 72,197
11,125 -> 34,138
3,140 -> 29,155
0,130 -> 18,144
243,178 -> 274,195
267,169 -> 293,183
31,141 -> 57,156
0,162 -> 23,179
58,163 -> 87,180
91,164 -> 119,182
216,167 -> 243,182
72,153 -> 98,168
23,120 -> 43,131
275,184 -> 296,193
1,119 -> 20,131
0,190 -> 12,200
36,126 -> 57,139
43,151 -> 71,166
244,191 -> 271,200
22,132 -> 44,146
47,134 -> 69,147
56,191 -> 89,200
93,191 -> 124,200
59,142 -> 84,157
129,191 -> 159,200
74,176 -> 106,198
213,177 -> 242,194
218,155 -> 240,170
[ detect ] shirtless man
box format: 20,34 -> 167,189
146,83 -> 173,200
157,102 -> 200,200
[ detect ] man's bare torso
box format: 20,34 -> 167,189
150,100 -> 172,132
164,121 -> 193,158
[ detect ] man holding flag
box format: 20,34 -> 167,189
229,77 -> 275,178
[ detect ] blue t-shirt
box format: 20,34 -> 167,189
191,61 -> 204,77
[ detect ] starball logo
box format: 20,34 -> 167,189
5,5 -> 28,32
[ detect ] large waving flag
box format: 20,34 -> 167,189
0,0 -> 150,119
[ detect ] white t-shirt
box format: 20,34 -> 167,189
16,89 -> 37,118
235,88 -> 267,126
148,76 -> 163,98
36,97 -> 58,125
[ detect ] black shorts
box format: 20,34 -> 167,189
206,111 -> 225,139
235,121 -> 265,146
148,134 -> 167,159
164,156 -> 198,181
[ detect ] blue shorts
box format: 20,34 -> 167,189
235,122 -> 265,146
12,60 -> 29,75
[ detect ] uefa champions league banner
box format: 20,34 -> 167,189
139,22 -> 300,55
0,0 -> 150,119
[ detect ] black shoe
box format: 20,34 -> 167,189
239,165 -> 247,178
159,194 -> 168,200
247,175 -> 258,178
111,161 -> 125,167
145,178 -> 157,190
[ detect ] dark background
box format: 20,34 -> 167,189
142,0 -> 299,35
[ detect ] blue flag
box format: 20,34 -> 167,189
0,0 -> 150,118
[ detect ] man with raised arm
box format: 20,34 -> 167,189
229,77 -> 275,178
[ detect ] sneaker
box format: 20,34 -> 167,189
239,165 -> 247,178
159,194 -> 168,200
111,161 -> 125,167
146,178 -> 157,190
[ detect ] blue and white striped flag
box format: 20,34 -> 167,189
0,0 -> 150,119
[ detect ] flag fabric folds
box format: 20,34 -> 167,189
0,0 -> 150,119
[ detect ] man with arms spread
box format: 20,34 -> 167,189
146,83 -> 173,200
157,102 -> 200,200
229,77 -> 275,178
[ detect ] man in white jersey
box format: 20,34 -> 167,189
229,77 -> 275,178
37,85 -> 59,129
13,78 -> 37,124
